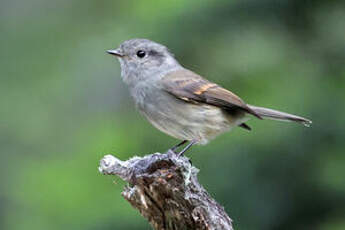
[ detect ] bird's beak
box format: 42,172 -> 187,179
106,49 -> 124,57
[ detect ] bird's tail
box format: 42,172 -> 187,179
248,105 -> 312,127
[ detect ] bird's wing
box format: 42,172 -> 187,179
161,69 -> 262,119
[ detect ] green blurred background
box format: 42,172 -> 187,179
1,0 -> 345,229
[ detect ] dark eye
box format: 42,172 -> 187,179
136,50 -> 146,58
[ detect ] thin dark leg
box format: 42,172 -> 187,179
170,140 -> 188,152
178,140 -> 196,157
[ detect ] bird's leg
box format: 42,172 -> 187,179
170,140 -> 188,153
177,140 -> 197,157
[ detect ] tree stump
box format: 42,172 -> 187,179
99,150 -> 233,230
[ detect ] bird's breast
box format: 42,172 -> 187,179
129,83 -> 246,143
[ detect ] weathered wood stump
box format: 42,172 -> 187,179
99,150 -> 233,230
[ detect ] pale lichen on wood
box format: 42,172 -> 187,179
99,150 -> 233,230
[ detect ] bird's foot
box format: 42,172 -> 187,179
168,140 -> 196,166
169,140 -> 188,154
177,140 -> 196,157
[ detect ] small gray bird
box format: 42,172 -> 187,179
107,39 -> 311,155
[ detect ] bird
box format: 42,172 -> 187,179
107,38 -> 311,155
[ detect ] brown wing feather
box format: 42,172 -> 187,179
161,69 -> 262,119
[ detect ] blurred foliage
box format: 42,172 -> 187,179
1,0 -> 345,229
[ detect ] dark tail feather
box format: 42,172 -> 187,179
248,105 -> 312,127
239,123 -> 251,131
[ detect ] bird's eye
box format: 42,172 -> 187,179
136,50 -> 146,58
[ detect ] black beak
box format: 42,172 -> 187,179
106,49 -> 124,57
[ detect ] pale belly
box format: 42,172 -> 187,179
133,86 -> 246,144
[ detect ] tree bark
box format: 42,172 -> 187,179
99,150 -> 233,230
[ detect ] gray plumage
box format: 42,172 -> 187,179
107,39 -> 311,146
